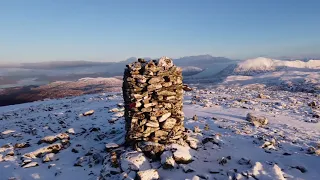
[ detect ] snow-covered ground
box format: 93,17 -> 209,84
0,84 -> 319,180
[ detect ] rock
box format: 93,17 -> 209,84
71,148 -> 79,153
161,118 -> 176,129
179,164 -> 194,173
159,112 -> 171,122
105,143 -> 119,151
293,165 -> 307,173
23,143 -> 62,159
183,84 -> 192,91
194,126 -> 201,133
43,153 -> 55,163
120,151 -> 151,173
22,162 -> 39,168
39,133 -> 69,144
168,144 -> 193,164
191,175 -> 200,180
192,115 -> 198,121
74,156 -> 89,167
249,162 -> 285,180
66,128 -> 75,134
158,56 -> 173,69
83,110 -> 94,116
218,156 -> 231,166
258,93 -> 270,99
315,149 -> 320,156
246,113 -> 268,127
136,169 -> 159,180
137,142 -> 165,159
160,151 -> 177,169
238,158 -> 251,165
14,142 -> 31,149
202,137 -> 220,146
146,121 -> 159,128
307,146 -> 316,154
186,136 -> 198,150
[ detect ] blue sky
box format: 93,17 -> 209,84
1,0 -> 320,63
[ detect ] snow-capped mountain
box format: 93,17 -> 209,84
234,57 -> 320,75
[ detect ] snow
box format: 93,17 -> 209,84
0,84 -> 320,179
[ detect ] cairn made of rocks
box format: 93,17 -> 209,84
122,57 -> 185,150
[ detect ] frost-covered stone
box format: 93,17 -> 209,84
249,162 -> 285,180
136,169 -> 159,180
120,151 -> 151,173
168,144 -> 193,164
160,151 -> 177,169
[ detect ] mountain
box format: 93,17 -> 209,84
173,55 -> 235,69
234,57 -> 320,75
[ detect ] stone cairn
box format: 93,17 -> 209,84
122,57 -> 184,152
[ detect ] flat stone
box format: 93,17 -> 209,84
105,143 -> 119,150
159,113 -> 171,122
23,143 -> 62,159
22,162 -> 39,168
146,121 -> 159,128
154,130 -> 168,137
83,110 -> 94,116
161,118 -> 176,129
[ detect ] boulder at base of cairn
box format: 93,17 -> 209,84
167,144 -> 193,164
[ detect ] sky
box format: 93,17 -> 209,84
0,0 -> 320,63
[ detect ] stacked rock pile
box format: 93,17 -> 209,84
122,57 -> 184,147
